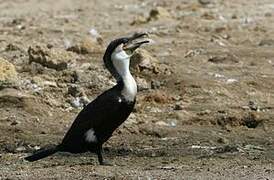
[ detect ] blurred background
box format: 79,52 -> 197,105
0,0 -> 274,179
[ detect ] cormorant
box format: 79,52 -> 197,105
25,33 -> 150,165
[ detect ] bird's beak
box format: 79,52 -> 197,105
123,33 -> 150,52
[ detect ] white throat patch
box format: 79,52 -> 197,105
111,45 -> 137,102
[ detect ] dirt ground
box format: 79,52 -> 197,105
0,0 -> 274,179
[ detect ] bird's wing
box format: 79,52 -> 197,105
61,86 -> 121,145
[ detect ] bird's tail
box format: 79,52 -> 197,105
25,145 -> 60,162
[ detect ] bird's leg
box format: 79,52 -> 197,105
95,145 -> 112,166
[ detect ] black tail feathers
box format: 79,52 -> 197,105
25,145 -> 60,162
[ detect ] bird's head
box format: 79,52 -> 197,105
103,33 -> 150,81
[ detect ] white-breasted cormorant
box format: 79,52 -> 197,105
25,33 -> 150,165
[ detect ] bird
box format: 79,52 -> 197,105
25,33 -> 150,165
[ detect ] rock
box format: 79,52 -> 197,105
155,121 -> 169,126
151,80 -> 161,89
242,112 -> 262,128
5,43 -> 21,51
0,57 -> 18,88
15,146 -> 26,152
208,54 -> 239,64
32,76 -> 57,88
80,96 -> 90,106
217,137 -> 229,144
143,90 -> 171,104
0,88 -> 34,107
244,144 -> 265,152
168,119 -> 177,127
248,100 -> 259,111
124,114 -> 138,125
131,49 -> 157,71
258,39 -> 274,46
174,103 -> 183,110
67,84 -> 84,97
69,97 -> 81,108
147,7 -> 171,21
89,28 -> 103,45
130,16 -> 148,25
20,79 -> 42,92
198,0 -> 212,5
136,77 -> 150,91
10,120 -> 20,126
131,49 -> 172,75
226,78 -> 238,84
28,45 -> 77,71
69,95 -> 90,108
140,125 -> 168,138
216,112 -> 262,129
67,37 -> 102,54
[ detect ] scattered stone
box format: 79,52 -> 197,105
67,84 -> 83,97
243,144 -> 265,152
0,57 -> 18,88
226,78 -> 238,84
143,90 -> 171,104
208,54 -> 239,64
201,12 -> 216,20
198,0 -> 212,5
20,79 -> 42,92
168,119 -> 177,127
258,39 -> 274,46
140,125 -> 168,138
89,28 -> 103,45
33,145 -> 41,150
149,107 -> 162,113
0,88 -> 34,107
264,12 -> 272,17
248,100 -> 259,111
15,146 -> 26,152
32,76 -> 57,88
130,16 -> 147,25
67,37 -> 102,54
217,112 -> 262,129
131,49 -> 172,75
28,45 -> 77,71
5,43 -> 21,51
217,137 -> 229,144
242,112 -> 262,128
69,96 -> 90,108
174,103 -> 183,110
136,77 -> 150,91
184,49 -> 204,58
147,7 -> 171,21
41,80 -> 57,88
10,120 -> 20,126
231,14 -> 237,19
197,110 -> 211,116
69,97 -> 82,108
131,49 -> 157,71
214,27 -> 227,33
151,80 -> 161,89
155,121 -> 169,126
80,96 -> 90,106
124,114 -> 138,125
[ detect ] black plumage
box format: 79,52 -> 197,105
25,33 -> 149,165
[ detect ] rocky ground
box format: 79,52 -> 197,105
0,0 -> 274,179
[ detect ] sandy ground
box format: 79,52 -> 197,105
0,0 -> 274,179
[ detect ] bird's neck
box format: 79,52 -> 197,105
120,70 -> 137,102
111,50 -> 137,102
